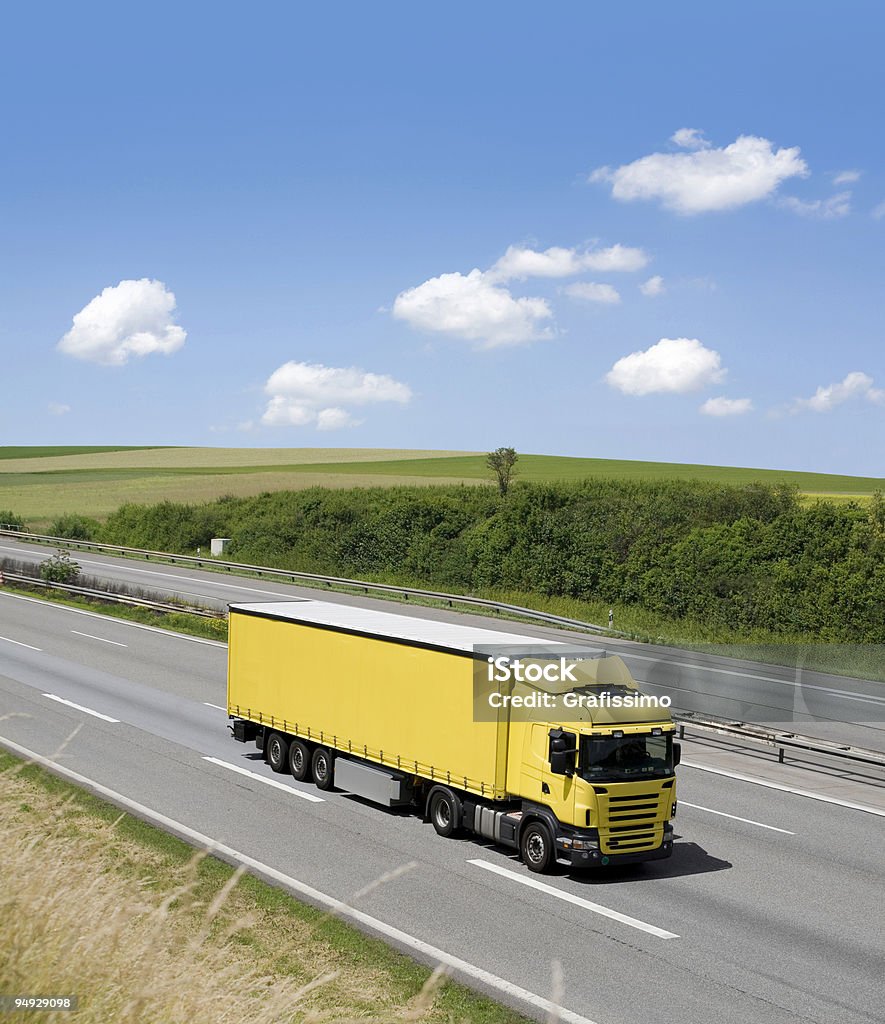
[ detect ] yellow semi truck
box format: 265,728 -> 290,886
226,600 -> 679,873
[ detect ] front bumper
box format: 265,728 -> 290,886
556,823 -> 675,868
562,840 -> 673,867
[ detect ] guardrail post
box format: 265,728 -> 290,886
778,747 -> 785,764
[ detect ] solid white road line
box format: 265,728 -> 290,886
5,548 -> 883,701
830,692 -> 885,706
71,630 -> 128,648
0,735 -> 599,1024
44,554 -> 289,598
678,801 -> 795,834
0,591 -> 226,647
0,634 -> 42,651
621,650 -> 883,703
468,859 -> 679,940
3,542 -> 882,697
681,759 -> 885,817
42,693 -> 120,723
202,756 -> 325,802
203,702 -> 227,711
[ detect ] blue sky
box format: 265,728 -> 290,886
2,1 -> 883,474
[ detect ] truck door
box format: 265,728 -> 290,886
536,724 -> 576,823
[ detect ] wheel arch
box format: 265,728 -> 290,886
517,806 -> 559,844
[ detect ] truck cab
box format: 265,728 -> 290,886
518,721 -> 679,868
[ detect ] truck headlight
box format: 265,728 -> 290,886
671,801 -> 677,816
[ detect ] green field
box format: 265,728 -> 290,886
0,445 -> 167,461
0,446 -> 880,526
285,453 -> 885,493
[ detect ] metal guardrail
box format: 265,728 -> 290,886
0,571 -> 219,618
0,526 -> 621,636
3,527 -> 885,775
674,712 -> 885,770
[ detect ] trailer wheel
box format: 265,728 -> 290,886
288,740 -> 312,781
520,821 -> 554,873
429,788 -> 461,838
266,732 -> 289,774
311,747 -> 335,790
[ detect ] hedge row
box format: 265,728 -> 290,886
47,481 -> 885,642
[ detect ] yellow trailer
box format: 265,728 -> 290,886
227,600 -> 678,872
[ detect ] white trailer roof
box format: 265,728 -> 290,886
229,599 -> 604,657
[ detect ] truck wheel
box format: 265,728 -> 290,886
429,788 -> 461,838
266,732 -> 289,774
521,822 -> 554,873
311,747 -> 335,790
288,739 -> 312,781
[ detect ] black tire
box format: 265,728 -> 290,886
266,732 -> 289,774
288,739 -> 312,781
520,821 -> 555,873
311,746 -> 335,790
429,788 -> 461,838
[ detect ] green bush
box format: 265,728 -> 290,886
0,510 -> 25,530
39,550 -> 81,585
49,514 -> 102,541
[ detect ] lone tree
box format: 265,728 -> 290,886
487,446 -> 518,496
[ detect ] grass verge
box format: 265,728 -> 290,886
0,750 -> 529,1024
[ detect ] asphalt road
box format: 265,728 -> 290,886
1,591 -> 884,1024
2,538 -> 884,751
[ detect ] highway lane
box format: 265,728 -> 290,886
2,538 -> 884,749
1,595 -> 884,1024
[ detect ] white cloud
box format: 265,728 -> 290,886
316,407 -> 361,430
591,132 -> 808,214
833,169 -> 861,185
564,282 -> 621,304
639,275 -> 665,297
606,338 -> 726,396
392,238 -> 648,347
57,279 -> 186,366
48,402 -> 71,416
670,128 -> 710,151
488,243 -> 648,280
700,396 -> 753,417
780,191 -> 851,219
261,361 -> 411,429
793,371 -> 884,413
872,201 -> 885,220
392,268 -> 553,347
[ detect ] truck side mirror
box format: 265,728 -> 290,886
550,750 -> 574,775
673,742 -> 681,767
548,728 -> 577,776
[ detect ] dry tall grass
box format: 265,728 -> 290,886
0,762 -> 464,1024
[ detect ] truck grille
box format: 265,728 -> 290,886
601,792 -> 663,853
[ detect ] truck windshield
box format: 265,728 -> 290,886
579,733 -> 673,781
